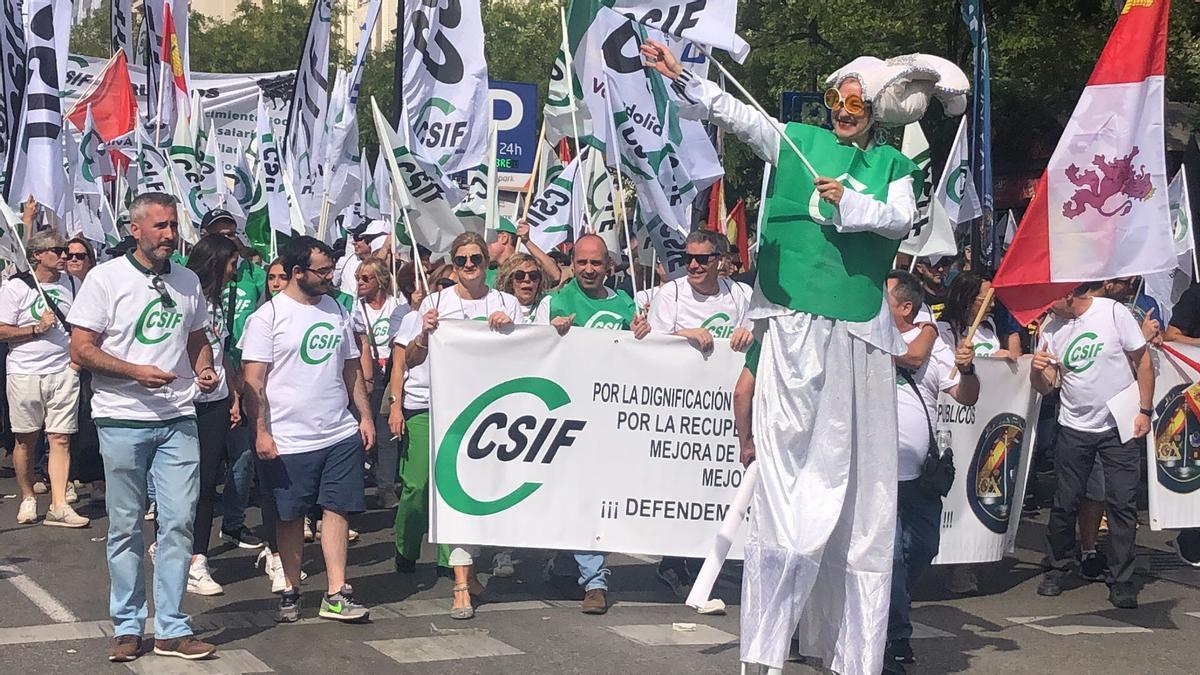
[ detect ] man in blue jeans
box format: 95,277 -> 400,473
883,272 -> 979,673
68,192 -> 220,663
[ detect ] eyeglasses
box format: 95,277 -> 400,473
824,88 -> 867,116
36,247 -> 67,256
435,278 -> 456,289
302,265 -> 335,278
452,253 -> 484,268
512,270 -> 542,283
684,253 -> 716,266
150,275 -> 176,309
65,252 -> 89,261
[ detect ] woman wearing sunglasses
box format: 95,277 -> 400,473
643,40 -> 969,675
388,232 -> 524,620
66,237 -> 96,282
497,253 -> 548,324
353,258 -> 408,508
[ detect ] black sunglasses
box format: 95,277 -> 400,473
452,253 -> 484,268
684,253 -> 716,266
65,252 -> 89,261
150,276 -> 176,309
512,270 -> 542,283
37,246 -> 67,256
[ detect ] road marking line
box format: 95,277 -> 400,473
0,564 -> 79,623
366,635 -> 524,664
608,623 -> 737,646
1007,615 -> 1151,636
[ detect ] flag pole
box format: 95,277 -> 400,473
152,58 -> 169,147
600,93 -> 639,302
697,46 -> 819,180
949,286 -> 994,378
559,5 -> 586,161
519,121 -> 548,226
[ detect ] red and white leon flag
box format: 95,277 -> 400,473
994,0 -> 1173,325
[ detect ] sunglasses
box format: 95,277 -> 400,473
65,252 -> 89,261
452,253 -> 484,268
150,275 -> 176,309
684,253 -> 716,266
512,270 -> 542,283
37,246 -> 67,256
824,88 -> 867,117
356,274 -> 375,283
435,278 -> 456,289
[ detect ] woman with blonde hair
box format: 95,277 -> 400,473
389,231 -> 524,619
497,252 -> 549,324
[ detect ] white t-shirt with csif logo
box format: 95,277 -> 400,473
394,288 -> 525,410
0,274 -> 76,374
647,277 -> 752,338
67,254 -> 208,422
937,318 -> 1001,357
240,293 -> 362,455
352,296 -> 410,364
1038,296 -> 1147,432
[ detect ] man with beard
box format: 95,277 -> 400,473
240,236 -> 376,624
68,192 -> 220,662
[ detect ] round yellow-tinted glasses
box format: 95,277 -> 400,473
824,88 -> 867,116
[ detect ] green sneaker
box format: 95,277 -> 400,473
319,585 -> 370,622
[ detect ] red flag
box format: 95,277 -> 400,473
65,51 -> 137,143
161,3 -> 188,97
558,137 -> 573,164
727,198 -> 748,269
993,0 -> 1172,325
706,178 -> 726,233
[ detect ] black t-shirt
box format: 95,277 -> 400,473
1169,284 -> 1200,338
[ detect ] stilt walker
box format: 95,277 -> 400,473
644,44 -> 969,675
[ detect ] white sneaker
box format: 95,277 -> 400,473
16,496 -> 37,524
44,503 -> 89,528
187,556 -> 224,596
144,501 -> 157,521
32,480 -> 48,495
65,483 -> 78,504
493,551 -> 515,578
257,547 -> 306,593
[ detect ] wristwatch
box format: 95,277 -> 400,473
1140,407 -> 1153,417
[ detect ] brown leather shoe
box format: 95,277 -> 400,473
107,635 -> 142,662
581,588 -> 608,615
153,635 -> 217,660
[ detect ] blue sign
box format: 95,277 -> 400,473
489,79 -> 538,185
780,92 -> 831,129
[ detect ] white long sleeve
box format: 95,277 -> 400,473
833,177 -> 917,240
673,70 -> 781,164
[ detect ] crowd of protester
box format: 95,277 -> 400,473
1,192 -> 1197,667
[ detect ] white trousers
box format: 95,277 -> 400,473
740,313 -> 898,675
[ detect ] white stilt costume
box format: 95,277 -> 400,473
673,55 -> 969,674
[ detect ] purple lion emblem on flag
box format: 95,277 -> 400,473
1062,148 -> 1156,218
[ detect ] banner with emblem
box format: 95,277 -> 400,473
932,356 -> 1042,565
429,321 -> 746,558
1148,344 -> 1200,530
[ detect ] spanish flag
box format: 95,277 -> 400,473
160,2 -> 189,98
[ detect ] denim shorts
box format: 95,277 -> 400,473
260,434 -> 366,521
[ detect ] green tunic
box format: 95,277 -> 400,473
758,123 -> 922,322
547,279 -> 636,330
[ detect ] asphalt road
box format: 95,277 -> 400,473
1,477 -> 1198,674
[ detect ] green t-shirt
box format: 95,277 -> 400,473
219,260 -> 266,364
331,290 -> 355,313
544,278 -> 636,330
485,266 -> 499,288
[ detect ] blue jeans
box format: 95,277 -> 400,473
888,479 -> 943,643
553,551 -> 610,591
99,420 -> 200,639
220,424 -> 255,531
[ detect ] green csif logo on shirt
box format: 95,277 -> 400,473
370,317 -> 390,346
135,298 -> 184,345
30,288 -> 64,321
300,322 -> 342,365
974,341 -> 996,356
584,310 -> 625,330
1063,332 -> 1104,373
701,312 -> 734,339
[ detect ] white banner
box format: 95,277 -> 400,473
1149,345 -> 1200,530
609,0 -> 749,62
401,0 -> 489,174
429,321 -> 746,558
932,357 -> 1041,565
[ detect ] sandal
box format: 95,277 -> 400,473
450,583 -> 475,620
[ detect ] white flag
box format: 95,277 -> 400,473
1144,167 -> 1197,326
284,0 -> 334,186
8,0 -> 71,216
77,105 -> 115,193
256,95 -> 290,235
526,151 -> 582,252
401,0 -> 489,173
1001,210 -> 1017,248
574,147 -> 620,261
899,121 -> 957,258
609,0 -> 749,62
934,115 -> 982,226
